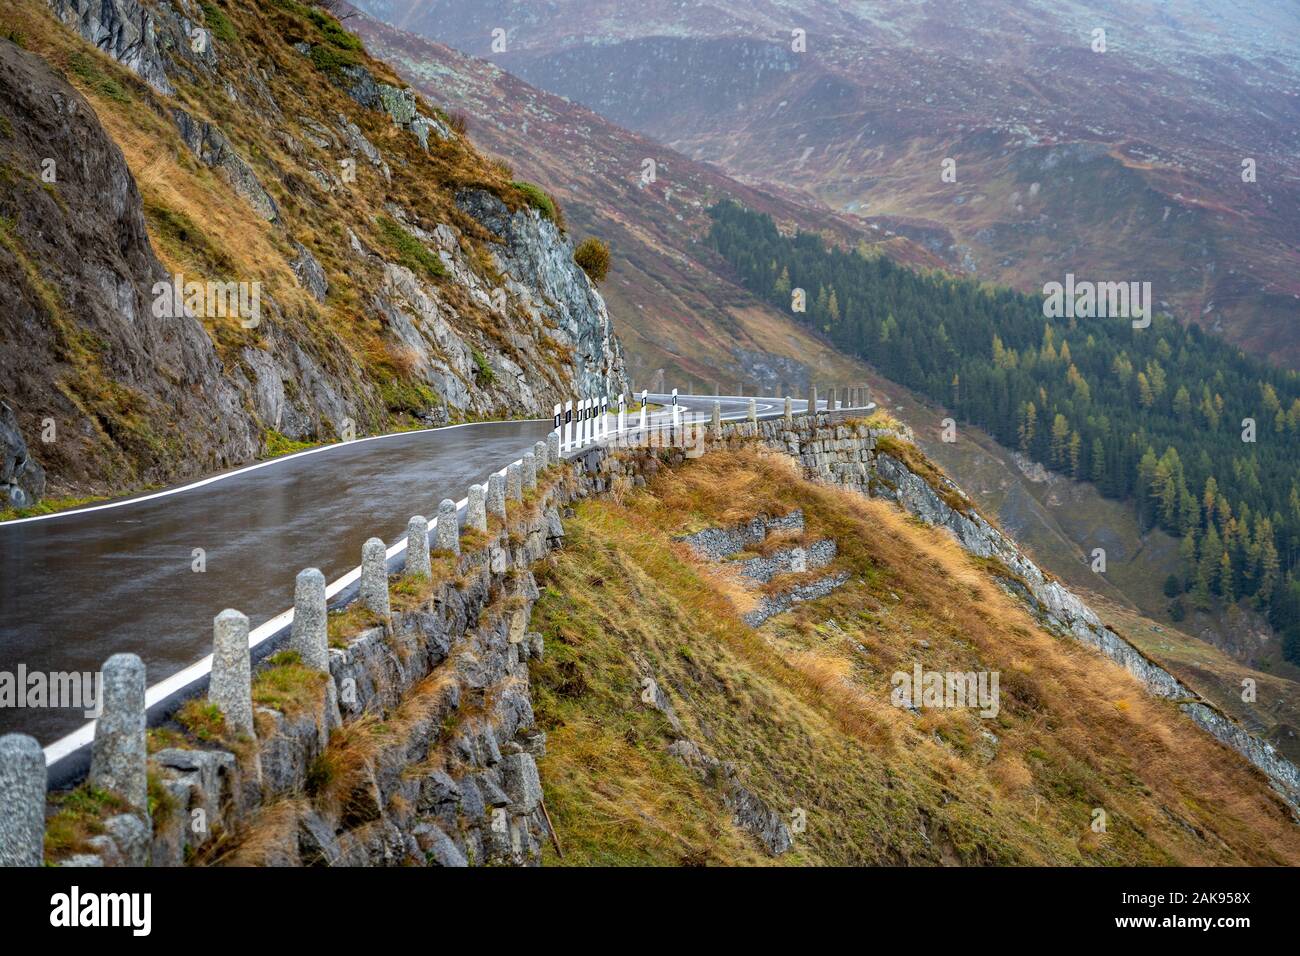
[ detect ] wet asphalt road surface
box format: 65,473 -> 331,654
2,395 -> 797,744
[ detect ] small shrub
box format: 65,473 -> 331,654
472,348 -> 496,385
376,215 -> 446,281
306,7 -> 362,50
309,42 -> 359,74
511,180 -> 565,231
448,110 -> 469,135
200,2 -> 237,44
67,52 -> 131,104
264,429 -> 317,458
574,237 -> 610,284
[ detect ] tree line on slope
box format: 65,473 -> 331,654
705,199 -> 1300,664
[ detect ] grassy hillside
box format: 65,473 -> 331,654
529,447 -> 1300,865
0,0 -> 612,503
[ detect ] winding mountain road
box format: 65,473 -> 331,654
1,394 -> 813,750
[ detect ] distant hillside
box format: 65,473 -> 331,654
347,4 -> 944,391
704,199 -> 1300,671
358,0 -> 1300,370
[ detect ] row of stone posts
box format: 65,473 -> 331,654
804,384 -> 870,415
0,436 -> 567,867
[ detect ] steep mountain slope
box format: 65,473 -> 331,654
347,5 -> 943,390
0,0 -> 622,509
531,446 -> 1300,865
358,0 -> 1300,369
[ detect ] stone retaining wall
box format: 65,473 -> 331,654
3,407 -> 1295,869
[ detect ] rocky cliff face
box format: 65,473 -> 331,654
0,38 -> 258,499
0,0 -> 624,507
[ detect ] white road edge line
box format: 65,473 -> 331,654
4,416 -> 547,529
39,397 -> 840,765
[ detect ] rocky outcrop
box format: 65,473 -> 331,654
457,189 -> 625,399
0,38 -> 260,494
49,0 -> 176,94
172,108 -> 280,221
0,402 -> 44,509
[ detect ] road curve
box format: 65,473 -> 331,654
2,395 -> 798,747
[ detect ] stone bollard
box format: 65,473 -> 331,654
406,515 -> 431,578
488,472 -> 506,520
89,653 -> 148,814
712,401 -> 721,439
547,431 -> 560,465
436,498 -> 460,555
210,609 -> 254,736
748,397 -> 757,424
467,483 -> 487,532
534,440 -> 549,472
785,395 -> 793,425
523,452 -> 537,491
360,537 -> 390,619
809,384 -> 818,419
290,568 -> 329,671
506,462 -> 522,502
0,733 -> 46,866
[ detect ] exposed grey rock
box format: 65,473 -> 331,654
414,820 -> 467,866
152,747 -> 237,844
290,568 -> 329,671
0,41 -> 261,498
360,537 -> 391,618
475,774 -> 511,809
457,189 -> 625,398
0,401 -> 44,509
501,752 -> 543,813
640,674 -> 683,732
0,734 -> 45,867
298,810 -> 341,866
405,515 -> 431,578
457,774 -> 486,821
435,499 -> 459,555
172,107 -> 279,221
290,241 -> 328,302
675,510 -> 804,561
210,608 -> 254,735
90,653 -> 148,813
50,0 -> 174,94
103,812 -> 150,867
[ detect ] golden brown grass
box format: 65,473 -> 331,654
529,446 -> 1300,866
